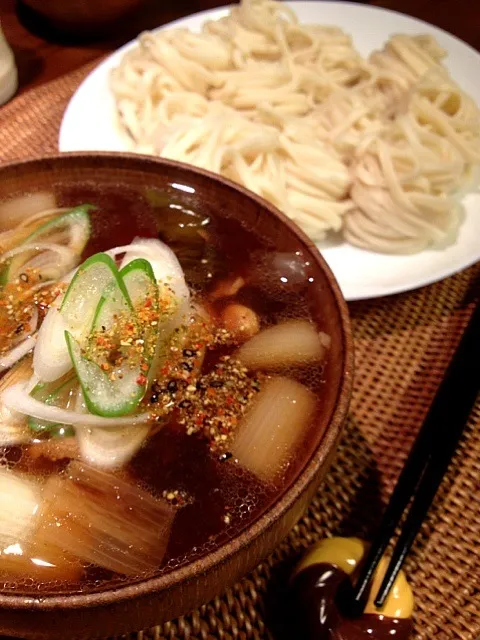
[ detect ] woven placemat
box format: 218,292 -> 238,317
1,66 -> 479,640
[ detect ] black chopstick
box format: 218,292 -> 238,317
350,301 -> 480,613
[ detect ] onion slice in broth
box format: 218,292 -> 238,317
1,382 -> 152,428
73,387 -> 152,469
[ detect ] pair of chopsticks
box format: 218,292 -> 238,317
350,301 -> 480,613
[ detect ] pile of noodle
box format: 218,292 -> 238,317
110,0 -> 480,254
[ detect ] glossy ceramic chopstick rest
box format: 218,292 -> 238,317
290,537 -> 414,639
0,23 -> 18,106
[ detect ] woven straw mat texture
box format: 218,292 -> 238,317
0,65 -> 479,640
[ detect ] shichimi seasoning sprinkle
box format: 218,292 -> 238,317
142,310 -> 263,449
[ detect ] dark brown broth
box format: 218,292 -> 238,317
0,183 -> 327,594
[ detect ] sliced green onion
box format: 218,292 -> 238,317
60,252 -> 125,334
65,332 -> 147,417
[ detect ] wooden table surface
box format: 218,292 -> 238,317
0,0 -> 479,96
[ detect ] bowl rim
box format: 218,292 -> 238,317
0,151 -> 353,610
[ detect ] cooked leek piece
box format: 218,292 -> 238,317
0,468 -> 82,581
0,468 -> 40,550
231,376 -> 317,482
37,462 -> 175,576
236,319 -> 330,370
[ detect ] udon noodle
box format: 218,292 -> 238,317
111,0 -> 480,253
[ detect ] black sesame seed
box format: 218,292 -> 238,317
182,349 -> 196,358
150,393 -> 159,403
14,324 -> 24,335
178,399 -> 192,409
218,452 -> 233,462
181,362 -> 193,372
167,380 -> 178,393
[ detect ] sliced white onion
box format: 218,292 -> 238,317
0,358 -> 33,444
0,242 -> 75,264
30,278 -> 75,385
33,306 -> 72,382
0,469 -> 41,549
0,335 -> 37,372
111,238 -> 190,319
73,381 -> 151,469
21,250 -> 76,283
2,383 -> 151,428
25,373 -> 39,394
16,207 -> 68,230
75,424 -> 151,470
0,371 -> 32,446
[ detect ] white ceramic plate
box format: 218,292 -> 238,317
59,2 -> 480,301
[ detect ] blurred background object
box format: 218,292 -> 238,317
19,0 -> 149,37
0,22 -> 18,104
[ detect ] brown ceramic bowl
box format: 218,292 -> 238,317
0,153 -> 352,640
